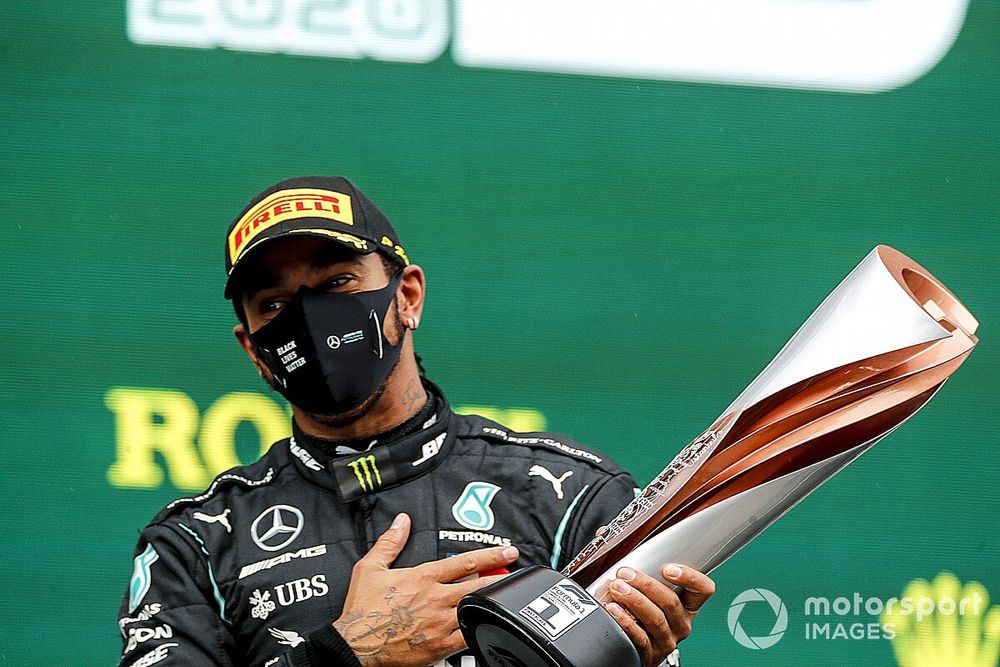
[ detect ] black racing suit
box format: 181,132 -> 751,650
117,380 -> 641,666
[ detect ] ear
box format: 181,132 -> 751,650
397,264 -> 426,325
234,323 -> 273,385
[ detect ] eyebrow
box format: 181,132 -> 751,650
313,244 -> 366,271
238,247 -> 367,301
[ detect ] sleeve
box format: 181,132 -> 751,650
555,471 -> 640,571
278,625 -> 363,667
117,524 -> 235,666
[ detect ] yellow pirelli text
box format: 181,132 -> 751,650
228,188 -> 355,264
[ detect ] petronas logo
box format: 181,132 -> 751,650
452,482 -> 501,530
884,571 -> 1000,667
128,544 -> 159,613
348,455 -> 382,492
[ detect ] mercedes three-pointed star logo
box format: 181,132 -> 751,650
250,505 -> 304,552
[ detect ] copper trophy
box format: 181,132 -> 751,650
458,245 -> 979,667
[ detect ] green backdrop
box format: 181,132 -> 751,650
1,1 -> 997,664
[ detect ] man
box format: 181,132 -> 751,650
117,176 -> 715,667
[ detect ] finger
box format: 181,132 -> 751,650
422,546 -> 519,583
605,601 -> 654,665
595,525 -> 608,538
608,578 -> 675,650
445,573 -> 510,599
359,513 -> 410,569
617,568 -> 690,643
661,563 -> 716,613
443,628 -> 470,656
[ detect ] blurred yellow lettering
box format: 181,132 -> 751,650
107,388 -> 545,491
199,392 -> 289,474
106,388 -> 291,491
105,387 -> 207,490
454,406 -> 546,433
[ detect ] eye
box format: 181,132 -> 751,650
259,298 -> 288,315
321,275 -> 353,291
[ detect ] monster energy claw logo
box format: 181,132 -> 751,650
452,482 -> 501,531
128,544 -> 159,613
349,454 -> 382,492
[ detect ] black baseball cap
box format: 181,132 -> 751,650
224,176 -> 409,299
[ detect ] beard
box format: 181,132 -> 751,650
298,300 -> 408,428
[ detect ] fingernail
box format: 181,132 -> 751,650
617,567 -> 636,581
606,602 -> 624,617
664,564 -> 682,578
611,580 -> 631,595
391,513 -> 407,530
502,546 -> 519,560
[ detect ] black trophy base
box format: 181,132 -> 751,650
457,565 -> 641,667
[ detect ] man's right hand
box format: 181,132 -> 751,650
333,513 -> 518,667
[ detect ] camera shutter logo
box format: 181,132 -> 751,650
728,588 -> 788,649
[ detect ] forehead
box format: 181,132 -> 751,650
257,236 -> 363,270
233,237 -> 375,298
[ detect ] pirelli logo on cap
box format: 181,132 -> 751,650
229,188 -> 355,264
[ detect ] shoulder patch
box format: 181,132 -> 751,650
164,467 -> 275,511
479,426 -> 604,464
127,543 -> 159,613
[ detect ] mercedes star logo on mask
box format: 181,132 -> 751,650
250,505 -> 304,552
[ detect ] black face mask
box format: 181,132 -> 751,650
249,272 -> 404,415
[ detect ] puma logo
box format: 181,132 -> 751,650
193,508 -> 232,533
528,465 -> 573,500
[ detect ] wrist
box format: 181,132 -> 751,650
288,622 -> 363,667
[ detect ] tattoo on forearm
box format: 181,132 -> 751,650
337,592 -> 433,667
